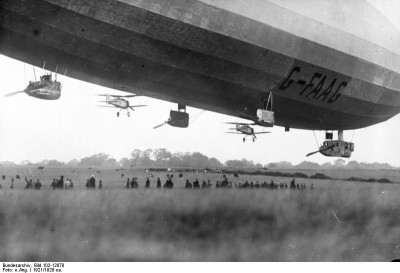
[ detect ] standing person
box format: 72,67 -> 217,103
290,179 -> 296,189
185,179 -> 192,189
126,178 -> 130,189
193,179 -> 200,189
145,178 -> 150,188
51,179 -> 57,190
34,179 -> 42,190
131,178 -> 138,189
130,178 -> 135,189
99,180 -> 103,189
156,177 -> 161,189
163,176 -> 174,189
24,177 -> 33,189
89,175 -> 96,189
58,176 -> 65,189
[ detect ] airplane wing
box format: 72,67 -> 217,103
253,132 -> 270,134
130,105 -> 147,108
225,132 -> 243,134
97,105 -> 116,108
224,122 -> 255,126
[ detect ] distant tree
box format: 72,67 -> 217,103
208,157 -> 223,168
268,161 -> 293,169
119,158 -> 132,167
140,149 -> 154,167
47,159 -> 65,166
79,153 -> 115,167
345,160 -> 360,169
19,160 -> 31,166
106,158 -> 118,167
334,159 -> 346,168
0,161 -> 16,166
225,158 -> 257,168
66,159 -> 80,166
129,149 -> 154,167
36,160 -> 49,166
153,148 -> 172,167
320,162 -> 333,169
295,161 -> 321,170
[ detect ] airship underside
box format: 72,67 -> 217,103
1,0 -> 400,130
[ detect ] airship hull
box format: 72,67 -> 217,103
1,0 -> 399,130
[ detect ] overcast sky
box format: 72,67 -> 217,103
0,1 -> 399,166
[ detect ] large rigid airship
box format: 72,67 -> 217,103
1,0 -> 400,156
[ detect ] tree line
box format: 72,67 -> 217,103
0,149 -> 397,170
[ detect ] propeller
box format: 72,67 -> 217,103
153,121 -> 169,129
129,105 -> 147,111
97,105 -> 115,108
4,90 -> 25,97
306,145 -> 334,157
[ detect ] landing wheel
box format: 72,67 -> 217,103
117,112 -> 120,117
127,112 -> 130,117
243,137 -> 246,142
253,138 -> 255,142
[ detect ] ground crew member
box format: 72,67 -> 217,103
185,179 -> 192,189
193,179 -> 200,189
157,178 -> 161,188
290,179 -> 296,189
145,178 -> 150,188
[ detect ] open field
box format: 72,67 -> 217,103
0,167 -> 399,261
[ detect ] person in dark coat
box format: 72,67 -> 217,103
58,176 -> 65,189
290,179 -> 296,189
145,178 -> 150,188
88,175 -> 95,189
24,177 -> 33,189
156,178 -> 161,188
131,177 -> 138,189
193,179 -> 200,189
163,177 -> 174,189
126,178 -> 130,189
185,179 -> 192,189
34,179 -> 42,190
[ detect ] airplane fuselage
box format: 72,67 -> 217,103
1,0 -> 400,130
108,99 -> 129,109
237,125 -> 254,136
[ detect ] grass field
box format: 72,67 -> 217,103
0,167 -> 399,261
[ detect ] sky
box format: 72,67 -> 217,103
0,1 -> 400,167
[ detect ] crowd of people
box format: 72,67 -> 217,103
0,173 -> 315,191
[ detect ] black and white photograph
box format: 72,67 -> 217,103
0,0 -> 400,267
